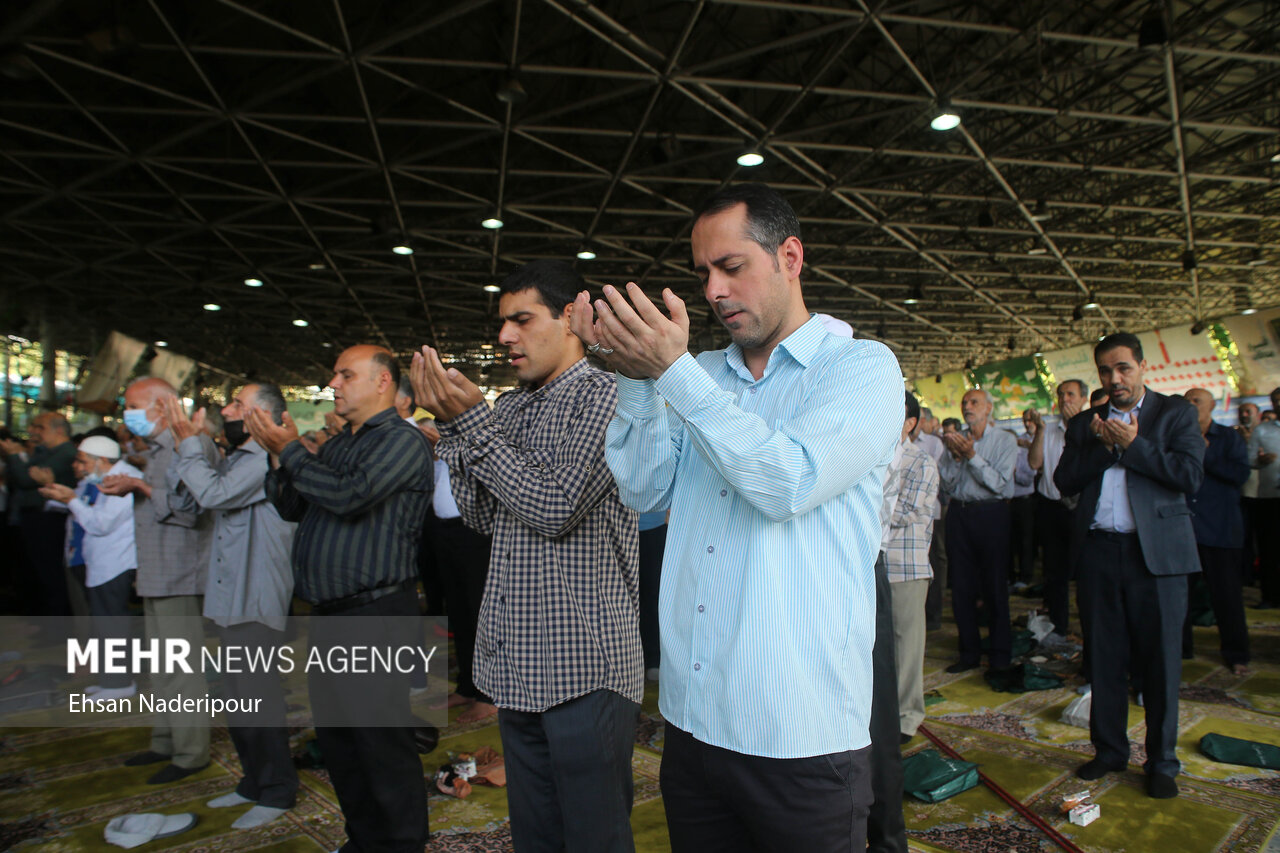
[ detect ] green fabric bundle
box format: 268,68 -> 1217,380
1199,733 -> 1280,770
901,749 -> 980,803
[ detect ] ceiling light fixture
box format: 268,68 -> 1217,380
293,319 -> 309,327
1248,248 -> 1266,267
903,284 -> 925,305
483,284 -> 501,293
576,248 -> 597,260
736,150 -> 765,167
203,303 -> 221,312
1083,292 -> 1100,309
244,277 -> 263,287
1243,307 -> 1258,316
496,76 -> 528,105
1031,199 -> 1052,222
1272,152 -> 1280,163
930,98 -> 961,131
154,340 -> 168,347
308,261 -> 326,271
1181,249 -> 1197,272
392,243 -> 413,256
481,215 -> 504,230
1027,247 -> 1047,255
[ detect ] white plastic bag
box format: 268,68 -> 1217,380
1027,611 -> 1054,642
1061,692 -> 1091,729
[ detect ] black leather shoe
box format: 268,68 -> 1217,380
124,750 -> 171,767
147,762 -> 210,785
945,661 -> 979,674
1076,758 -> 1126,780
1146,772 -> 1179,799
899,732 -> 913,745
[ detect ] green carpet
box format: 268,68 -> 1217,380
2,589 -> 1277,851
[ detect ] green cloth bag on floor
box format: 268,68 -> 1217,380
901,749 -> 980,803
1199,733 -> 1280,770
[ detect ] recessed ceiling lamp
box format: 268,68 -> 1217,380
736,150 -> 765,167
392,243 -> 414,256
481,214 -> 504,230
576,248 -> 597,260
903,284 -> 925,305
244,277 -> 263,287
154,340 -> 168,347
204,303 -> 221,311
483,284 -> 501,293
1242,307 -> 1258,316
1083,292 -> 1100,309
930,98 -> 961,131
308,261 -> 326,271
321,342 -> 332,348
293,319 -> 309,327
480,344 -> 493,350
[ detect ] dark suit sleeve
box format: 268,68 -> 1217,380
1119,400 -> 1204,495
1204,428 -> 1249,487
1053,412 -> 1115,497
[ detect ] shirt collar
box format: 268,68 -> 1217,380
356,407 -> 399,431
1109,389 -> 1147,420
530,358 -> 591,397
723,314 -> 828,379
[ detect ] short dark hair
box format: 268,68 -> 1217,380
1090,388 -> 1110,405
1270,387 -> 1280,397
1094,332 -> 1143,364
1060,378 -> 1088,398
45,414 -> 70,436
397,376 -> 413,399
370,350 -> 400,389
942,417 -> 962,430
499,259 -> 584,318
252,383 -> 288,425
79,426 -> 117,443
904,390 -> 921,425
693,183 -> 801,262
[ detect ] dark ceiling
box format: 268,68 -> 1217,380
2,0 -> 1278,387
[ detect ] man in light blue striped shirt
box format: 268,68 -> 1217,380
571,183 -> 902,852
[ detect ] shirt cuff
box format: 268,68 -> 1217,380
177,435 -> 204,457
967,454 -> 988,469
615,374 -> 664,418
437,402 -> 491,439
278,440 -> 309,473
653,353 -> 721,419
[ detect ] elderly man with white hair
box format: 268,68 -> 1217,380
40,435 -> 143,699
99,377 -> 218,785
939,388 -> 1018,675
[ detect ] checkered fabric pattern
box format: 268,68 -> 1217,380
437,359 -> 643,713
886,439 -> 938,583
266,407 -> 434,604
133,429 -> 215,597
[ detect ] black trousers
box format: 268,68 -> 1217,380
20,509 -> 70,616
219,621 -> 299,809
947,501 -> 1012,668
85,570 -> 135,688
639,524 -> 667,670
1255,498 -> 1280,604
867,554 -> 905,853
1240,497 -> 1258,590
661,725 -> 872,853
924,506 -> 947,626
432,517 -> 492,702
1078,531 -> 1186,777
1035,497 -> 1074,636
309,587 -> 428,853
1009,495 -> 1037,584
499,689 -> 639,853
1183,545 -> 1250,667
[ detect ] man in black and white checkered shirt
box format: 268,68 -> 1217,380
411,259 -> 643,853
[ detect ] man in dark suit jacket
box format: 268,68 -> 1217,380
1054,332 -> 1204,800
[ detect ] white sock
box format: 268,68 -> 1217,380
208,791 -> 254,808
232,805 -> 288,830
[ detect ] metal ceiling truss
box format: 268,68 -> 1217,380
2,0 -> 1277,385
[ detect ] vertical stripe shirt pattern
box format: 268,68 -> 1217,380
938,425 -> 1018,501
265,407 -> 433,604
605,317 -> 902,759
886,440 -> 938,583
133,429 -> 215,597
1035,422 -> 1067,500
436,359 -> 643,713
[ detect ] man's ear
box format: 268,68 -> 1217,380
779,235 -> 804,278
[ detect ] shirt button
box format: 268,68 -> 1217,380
749,387 -> 757,395
706,545 -> 714,554
694,663 -> 701,671
697,605 -> 705,613
720,489 -> 727,497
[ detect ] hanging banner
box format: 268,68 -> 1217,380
1223,308 -> 1280,396
148,350 -> 197,391
971,355 -> 1053,419
911,371 -> 969,421
1136,325 -> 1230,399
1041,343 -> 1096,401
76,331 -> 146,414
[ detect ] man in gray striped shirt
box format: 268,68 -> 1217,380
254,345 -> 433,853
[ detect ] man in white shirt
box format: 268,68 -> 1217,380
40,436 -> 142,699
1027,379 -> 1088,641
1247,388 -> 1280,609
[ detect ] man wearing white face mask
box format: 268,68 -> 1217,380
41,436 -> 143,699
100,377 -> 217,785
